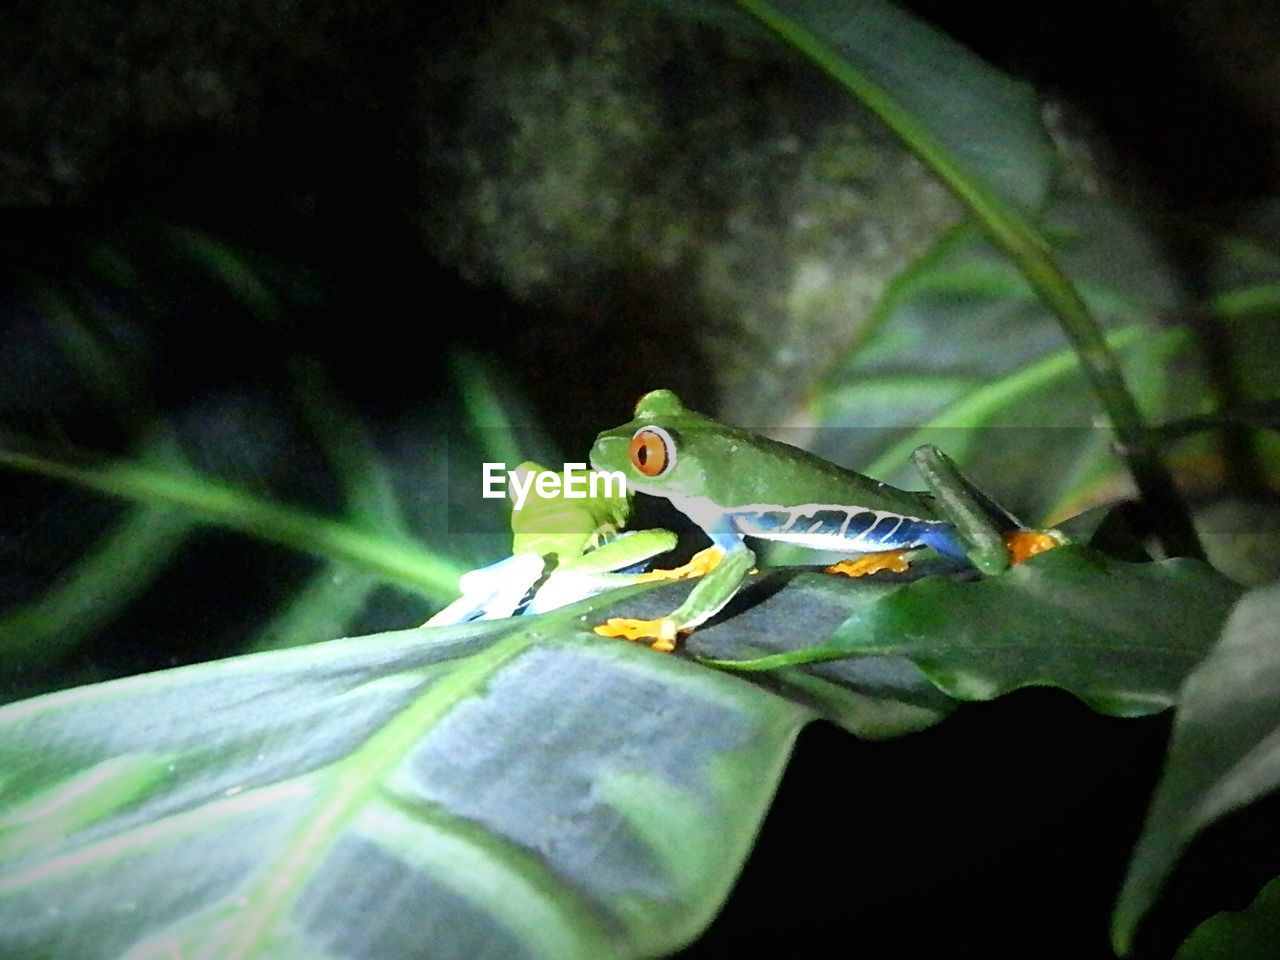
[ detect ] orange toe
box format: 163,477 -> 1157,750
1003,530 -> 1064,564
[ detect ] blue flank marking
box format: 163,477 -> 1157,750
740,511 -> 783,535
867,516 -> 964,553
864,516 -> 902,544
806,509 -> 849,532
746,508 -> 880,539
734,508 -> 928,551
843,511 -> 878,539
727,508 -> 969,563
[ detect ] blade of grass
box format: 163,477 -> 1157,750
451,350 -> 535,470
249,359 -> 427,651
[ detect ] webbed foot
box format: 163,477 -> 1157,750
1003,529 -> 1065,564
825,550 -> 911,577
634,546 -> 725,583
594,617 -> 680,653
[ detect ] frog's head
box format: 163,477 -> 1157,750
589,389 -> 733,500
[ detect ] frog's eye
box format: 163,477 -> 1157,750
629,426 -> 675,477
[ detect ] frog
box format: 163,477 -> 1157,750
588,389 -> 1063,650
425,461 -> 693,626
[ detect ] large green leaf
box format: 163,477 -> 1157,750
0,536 -> 1245,959
1113,582 -> 1280,954
0,588 -> 855,960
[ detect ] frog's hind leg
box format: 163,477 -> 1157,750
425,553 -> 546,626
1003,529 -> 1065,563
825,550 -> 911,577
913,445 -> 1065,571
824,513 -> 944,577
595,524 -> 751,652
917,517 -> 1063,569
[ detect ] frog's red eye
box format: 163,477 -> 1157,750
629,427 -> 674,477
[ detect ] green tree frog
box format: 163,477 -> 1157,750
589,390 -> 1062,650
426,461 -> 688,626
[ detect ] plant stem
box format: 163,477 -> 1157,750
1010,251 -> 1205,559
735,0 -> 1205,559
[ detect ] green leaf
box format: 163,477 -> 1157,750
4,228 -> 510,698
1113,582 -> 1280,954
247,359 -> 419,653
0,602 -> 812,960
0,443 -> 465,602
0,501 -> 193,666
1176,872 -> 1280,960
0,286 -> 199,668
636,565 -> 960,739
732,0 -> 1055,215
0,552 -> 982,960
0,541 -> 1236,959
706,546 -> 1243,717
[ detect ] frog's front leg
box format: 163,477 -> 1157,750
522,528 -> 679,615
595,523 -> 752,652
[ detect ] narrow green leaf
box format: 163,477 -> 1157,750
248,360 -> 420,652
0,508 -> 192,664
1211,282 -> 1280,320
732,0 -> 1054,215
0,443 -> 465,600
161,225 -> 283,324
287,357 -> 411,537
0,287 -> 197,668
248,567 -> 384,654
451,351 -> 534,472
809,214 -> 1192,525
1113,582 -> 1280,954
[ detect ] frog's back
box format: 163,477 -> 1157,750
697,425 -> 936,516
681,426 -> 947,552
